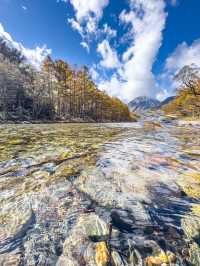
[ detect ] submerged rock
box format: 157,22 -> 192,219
145,250 -> 176,266
8,138 -> 25,145
111,209 -> 135,232
143,121 -> 162,130
0,202 -> 34,250
57,213 -> 110,266
1,122 -> 200,265
95,242 -> 109,266
189,242 -> 200,266
0,253 -> 21,266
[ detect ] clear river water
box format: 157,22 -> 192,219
0,118 -> 200,265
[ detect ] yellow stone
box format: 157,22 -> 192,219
192,205 -> 200,216
166,251 -> 176,263
59,151 -> 71,160
183,185 -> 200,199
9,139 -> 24,145
187,172 -> 200,183
145,251 -> 174,266
95,242 -> 109,266
143,121 -> 162,131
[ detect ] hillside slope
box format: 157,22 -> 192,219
128,96 -> 160,112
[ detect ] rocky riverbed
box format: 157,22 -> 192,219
0,119 -> 200,265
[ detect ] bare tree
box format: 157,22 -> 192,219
174,64 -> 200,96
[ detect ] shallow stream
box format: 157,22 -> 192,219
0,120 -> 200,265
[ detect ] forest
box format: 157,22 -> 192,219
163,65 -> 200,118
0,37 -> 135,122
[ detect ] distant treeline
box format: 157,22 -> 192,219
0,37 -> 135,122
163,65 -> 200,118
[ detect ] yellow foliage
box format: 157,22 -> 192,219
42,57 -> 135,122
163,79 -> 200,118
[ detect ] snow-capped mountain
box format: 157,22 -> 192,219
128,96 -> 161,112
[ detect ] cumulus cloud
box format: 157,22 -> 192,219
90,65 -> 99,80
0,23 -> 51,69
21,5 -> 27,11
61,0 -> 198,102
67,0 -> 109,21
157,39 -> 200,100
165,39 -> 200,73
68,18 -> 83,36
80,41 -> 90,52
65,0 -> 109,35
99,0 -> 167,102
97,40 -> 120,69
102,24 -> 117,38
62,0 -> 110,52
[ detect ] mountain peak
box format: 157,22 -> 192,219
128,96 -> 160,112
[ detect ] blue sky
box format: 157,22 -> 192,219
0,0 -> 200,102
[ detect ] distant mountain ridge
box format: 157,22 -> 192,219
159,96 -> 175,107
128,96 -> 175,112
128,96 -> 160,112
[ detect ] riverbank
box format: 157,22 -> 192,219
0,115 -> 138,124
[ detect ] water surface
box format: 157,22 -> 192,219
0,121 -> 200,265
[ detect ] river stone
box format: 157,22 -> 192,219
111,209 -> 135,232
95,242 -> 109,266
145,250 -> 176,266
57,213 -> 109,266
182,216 -> 200,240
0,252 -> 21,266
0,202 -> 33,247
189,242 -> 200,266
181,216 -> 200,265
111,250 -> 124,266
32,170 -> 50,179
143,121 -> 162,130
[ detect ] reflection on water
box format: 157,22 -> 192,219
0,121 -> 200,265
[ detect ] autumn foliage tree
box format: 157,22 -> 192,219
0,40 -> 134,122
41,56 -> 134,122
163,64 -> 200,118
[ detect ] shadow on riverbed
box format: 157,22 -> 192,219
146,183 -> 200,261
0,210 -> 36,254
76,180 -> 200,265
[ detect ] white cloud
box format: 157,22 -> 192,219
68,18 -> 83,36
165,39 -> 200,73
99,74 -> 124,97
156,39 -> 200,100
21,5 -> 27,11
67,0 -> 109,21
98,0 -> 167,102
61,0 -> 110,55
85,16 -> 97,33
102,24 -> 117,38
0,23 -> 51,69
97,40 -> 120,69
90,65 -> 99,80
65,0 -> 109,36
80,41 -> 90,52
22,46 -> 51,69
